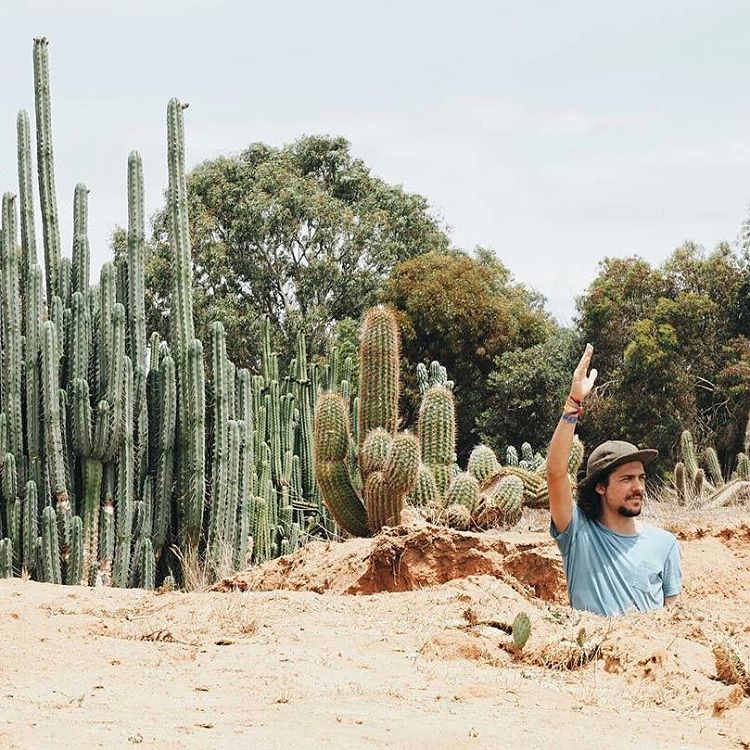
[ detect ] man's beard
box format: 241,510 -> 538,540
618,496 -> 643,517
617,506 -> 642,517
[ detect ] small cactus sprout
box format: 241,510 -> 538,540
736,453 -> 750,481
408,464 -> 440,508
712,639 -> 750,695
674,462 -> 687,505
360,428 -> 392,479
445,503 -> 472,530
703,446 -> 724,487
568,435 -> 584,477
467,444 -> 500,483
505,445 -> 519,466
681,430 -> 699,478
521,442 -> 534,463
444,472 -> 479,513
512,612 -> 531,650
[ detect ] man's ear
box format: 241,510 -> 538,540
595,482 -> 606,498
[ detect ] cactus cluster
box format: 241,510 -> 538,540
314,339 -> 585,536
414,379 -> 583,530
314,306 -> 420,535
673,429 -> 750,508
0,38 -> 335,589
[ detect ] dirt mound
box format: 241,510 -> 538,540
5,507 -> 750,748
214,517 -> 568,602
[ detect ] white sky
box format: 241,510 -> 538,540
1,1 -> 749,324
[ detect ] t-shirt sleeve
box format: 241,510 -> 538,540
663,539 -> 682,597
549,503 -> 580,556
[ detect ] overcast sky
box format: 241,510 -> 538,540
1,1 -> 749,323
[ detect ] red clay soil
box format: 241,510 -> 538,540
214,515 -> 568,602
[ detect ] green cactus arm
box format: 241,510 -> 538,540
71,183 -> 90,293
681,430 -> 699,479
167,98 -> 195,354
383,432 -> 420,495
418,385 -> 456,469
32,38 -> 62,303
357,306 -> 400,443
17,110 -> 37,289
41,320 -> 68,502
1,194 -> 24,459
126,151 -> 147,369
316,461 -> 370,537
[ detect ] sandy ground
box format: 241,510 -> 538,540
2,506 -> 750,749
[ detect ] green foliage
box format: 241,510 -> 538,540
479,328 -> 579,457
577,243 -> 750,467
383,249 -> 550,460
144,135 -> 450,363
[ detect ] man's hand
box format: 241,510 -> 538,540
548,343 -> 598,534
570,343 -> 598,403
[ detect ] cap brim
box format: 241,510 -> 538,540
580,449 -> 659,489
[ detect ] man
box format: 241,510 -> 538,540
546,343 -> 682,616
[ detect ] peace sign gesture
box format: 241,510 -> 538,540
570,344 -> 598,403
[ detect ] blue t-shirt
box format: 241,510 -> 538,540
550,504 -> 682,616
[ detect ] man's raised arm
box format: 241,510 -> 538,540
547,344 -> 598,534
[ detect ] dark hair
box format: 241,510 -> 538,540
576,466 -> 615,521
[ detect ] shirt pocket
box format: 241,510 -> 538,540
633,563 -> 663,596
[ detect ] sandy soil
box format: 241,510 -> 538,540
2,506 -> 750,749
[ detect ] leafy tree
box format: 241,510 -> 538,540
577,242 -> 750,468
478,328 -> 580,458
144,135 -> 450,366
382,249 -> 551,459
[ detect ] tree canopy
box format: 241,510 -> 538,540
382,249 -> 551,459
144,135 -> 451,365
576,241 -> 750,469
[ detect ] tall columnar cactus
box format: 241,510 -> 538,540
152,355 -> 176,556
22,481 -> 38,575
41,504 -> 62,584
167,98 -> 195,353
167,99 -> 205,556
3,453 -> 20,567
69,269 -> 127,583
681,430 -> 699,479
0,539 -> 12,579
33,38 -> 62,304
112,357 -> 135,587
703,447 -> 724,488
208,322 -> 231,571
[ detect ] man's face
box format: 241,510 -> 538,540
595,461 -> 647,518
